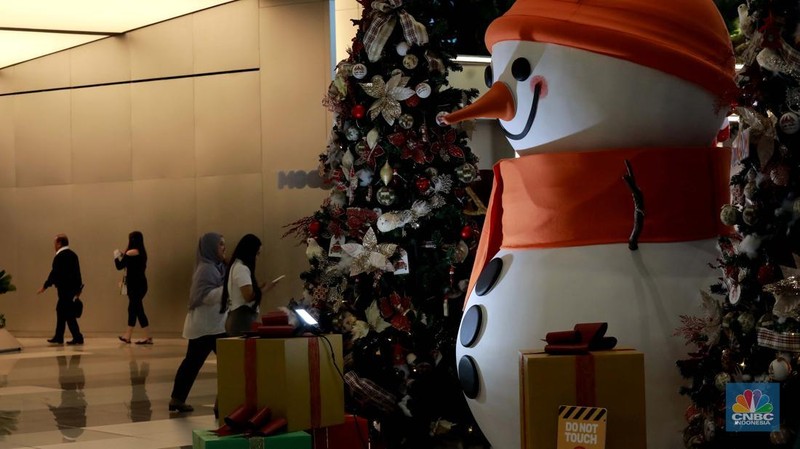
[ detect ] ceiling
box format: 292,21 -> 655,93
0,0 -> 235,69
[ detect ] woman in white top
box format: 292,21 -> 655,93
221,234 -> 278,336
169,232 -> 227,413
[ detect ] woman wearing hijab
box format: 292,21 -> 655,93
220,234 -> 279,337
114,231 -> 152,344
169,232 -> 227,413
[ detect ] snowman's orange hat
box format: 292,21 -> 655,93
486,0 -> 736,101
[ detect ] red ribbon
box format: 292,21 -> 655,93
244,337 -> 257,408
575,353 -> 596,407
308,337 -> 322,428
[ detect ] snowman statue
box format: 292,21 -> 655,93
444,1 -> 735,448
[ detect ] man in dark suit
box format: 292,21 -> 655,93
37,234 -> 84,345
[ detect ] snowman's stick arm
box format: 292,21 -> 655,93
622,160 -> 645,251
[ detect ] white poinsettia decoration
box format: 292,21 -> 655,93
342,227 -> 397,276
361,74 -> 415,125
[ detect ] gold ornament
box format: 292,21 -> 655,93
361,73 -> 415,125
380,161 -> 393,185
341,228 -> 397,276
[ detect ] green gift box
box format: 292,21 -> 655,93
192,429 -> 311,449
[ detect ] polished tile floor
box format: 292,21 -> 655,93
0,337 -> 218,449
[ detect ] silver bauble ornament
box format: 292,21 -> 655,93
456,163 -> 478,183
779,111 -> 800,134
743,182 -> 757,200
769,357 -> 792,381
402,54 -> 419,70
396,41 -> 410,56
352,63 -> 368,80
376,186 -> 397,206
399,114 -> 414,130
346,127 -> 361,141
714,372 -> 730,391
415,82 -> 432,98
720,205 -> 738,226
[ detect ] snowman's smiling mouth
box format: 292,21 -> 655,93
502,82 -> 542,141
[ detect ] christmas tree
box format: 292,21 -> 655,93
285,1 -> 493,447
677,1 -> 800,447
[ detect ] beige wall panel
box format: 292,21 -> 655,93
0,97 -> 14,187
14,91 -> 72,187
334,4 -> 360,63
131,178 -> 197,334
70,36 -> 131,86
260,0 -> 324,6
8,52 -> 70,93
196,173 -> 263,246
0,67 -> 15,95
195,72 -> 261,177
69,182 -> 134,333
260,3 -> 330,159
131,78 -> 195,180
0,189 -> 17,326
7,185 -> 74,334
262,184 -> 326,312
129,15 -> 194,80
194,0 -> 260,73
0,189 -> 16,277
260,1 -> 330,310
72,85 -> 133,184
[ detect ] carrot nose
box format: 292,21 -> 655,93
443,82 -> 515,125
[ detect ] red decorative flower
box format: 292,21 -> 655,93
378,292 -> 412,333
400,131 -> 433,165
357,144 -> 385,169
431,129 -> 465,159
346,208 -> 378,238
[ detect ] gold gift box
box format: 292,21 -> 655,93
217,336 -> 345,432
520,350 -> 646,449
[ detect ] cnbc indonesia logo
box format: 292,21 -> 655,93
727,385 -> 779,432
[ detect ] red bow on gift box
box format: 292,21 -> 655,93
216,404 -> 288,437
544,322 -> 617,355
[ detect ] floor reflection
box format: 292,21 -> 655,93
128,359 -> 152,422
0,338 -> 218,449
49,354 -> 86,442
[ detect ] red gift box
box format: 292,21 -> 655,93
312,414 -> 385,449
262,311 -> 290,326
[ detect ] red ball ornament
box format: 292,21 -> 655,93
308,220 -> 321,236
405,95 -> 421,107
461,225 -> 473,240
415,177 -> 431,193
351,104 -> 366,119
758,264 -> 775,285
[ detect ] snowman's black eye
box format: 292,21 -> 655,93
512,57 -> 531,81
484,65 -> 493,88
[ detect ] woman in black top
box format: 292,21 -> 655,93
115,231 -> 152,344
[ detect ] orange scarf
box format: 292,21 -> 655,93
468,146 -> 731,296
